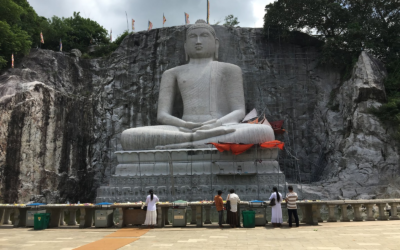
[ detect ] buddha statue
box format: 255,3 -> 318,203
121,20 -> 274,150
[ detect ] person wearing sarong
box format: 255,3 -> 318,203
269,187 -> 283,227
144,189 -> 159,228
226,189 -> 240,228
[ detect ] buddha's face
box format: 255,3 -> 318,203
185,28 -> 218,59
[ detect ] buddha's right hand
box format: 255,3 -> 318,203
184,121 -> 203,129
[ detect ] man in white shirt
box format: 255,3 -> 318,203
227,189 -> 240,228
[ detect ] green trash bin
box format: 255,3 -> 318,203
34,213 -> 50,230
242,210 -> 255,228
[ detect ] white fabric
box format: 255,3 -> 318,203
144,210 -> 157,225
226,193 -> 240,212
269,192 -> 283,223
145,194 -> 159,211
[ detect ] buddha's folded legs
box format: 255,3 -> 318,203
157,124 -> 275,149
120,125 -> 236,150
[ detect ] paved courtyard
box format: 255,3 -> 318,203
1,221 -> 400,250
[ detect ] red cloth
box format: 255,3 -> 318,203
260,140 -> 285,150
231,144 -> 254,155
209,140 -> 284,155
209,143 -> 231,152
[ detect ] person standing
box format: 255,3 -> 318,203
285,185 -> 299,227
144,189 -> 159,228
226,189 -> 240,228
269,187 -> 283,227
214,190 -> 224,229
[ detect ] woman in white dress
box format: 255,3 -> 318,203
269,187 -> 283,227
144,189 -> 159,228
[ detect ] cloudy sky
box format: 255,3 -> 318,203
28,0 -> 275,40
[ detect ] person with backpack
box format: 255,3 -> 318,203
144,189 -> 159,228
269,187 -> 283,227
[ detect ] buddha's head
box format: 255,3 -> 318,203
185,19 -> 219,61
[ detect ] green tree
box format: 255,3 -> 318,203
224,15 -> 240,27
39,12 -> 109,52
0,0 -> 32,69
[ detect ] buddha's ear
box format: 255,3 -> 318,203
215,38 -> 219,60
184,43 -> 189,61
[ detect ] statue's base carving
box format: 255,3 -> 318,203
96,148 -> 286,202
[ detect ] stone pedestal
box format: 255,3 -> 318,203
299,205 -> 307,223
79,208 -> 94,228
195,206 -> 203,227
67,209 -> 78,225
4,209 -> 12,224
389,203 -> 399,220
190,207 -> 197,224
366,204 -> 375,221
204,206 -> 212,224
340,205 -> 350,222
13,208 -> 28,227
59,210 -> 65,225
96,148 -> 285,202
162,207 -> 170,225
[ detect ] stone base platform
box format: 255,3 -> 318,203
96,147 -> 286,202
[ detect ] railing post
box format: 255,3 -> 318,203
377,202 -> 388,221
340,204 -> 350,222
366,203 -> 375,221
204,206 -> 212,224
352,204 -> 363,221
327,204 -> 337,222
389,202 -> 399,220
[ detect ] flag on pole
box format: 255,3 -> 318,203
11,54 -> 14,68
163,13 -> 166,25
60,39 -> 62,52
132,19 -> 135,31
148,21 -> 153,31
184,12 -> 190,25
110,29 -> 112,41
40,32 -> 44,44
207,0 -> 210,24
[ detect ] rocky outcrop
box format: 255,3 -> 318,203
302,52 -> 399,199
0,26 -> 398,203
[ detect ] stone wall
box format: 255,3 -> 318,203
0,25 -> 398,203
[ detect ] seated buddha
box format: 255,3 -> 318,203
121,20 -> 274,150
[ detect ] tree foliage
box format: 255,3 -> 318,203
224,15 -> 240,27
39,12 -> 110,52
0,0 -> 111,70
0,0 -> 32,69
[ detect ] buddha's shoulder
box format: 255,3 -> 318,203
214,62 -> 242,73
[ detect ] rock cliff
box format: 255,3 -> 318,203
0,25 -> 398,203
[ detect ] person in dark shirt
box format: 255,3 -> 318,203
214,190 -> 224,228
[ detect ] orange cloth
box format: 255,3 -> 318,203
214,195 -> 224,211
260,140 -> 285,150
210,143 -> 231,153
230,144 -> 254,155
